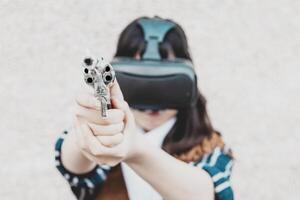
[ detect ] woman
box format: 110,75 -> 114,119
55,16 -> 234,200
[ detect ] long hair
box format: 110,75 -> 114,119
114,16 -> 218,157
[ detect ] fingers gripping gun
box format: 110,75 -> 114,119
82,56 -> 116,118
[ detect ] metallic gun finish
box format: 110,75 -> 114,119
82,56 -> 116,118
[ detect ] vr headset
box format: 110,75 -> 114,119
111,17 -> 198,110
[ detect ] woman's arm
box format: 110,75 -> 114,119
55,130 -> 111,200
61,127 -> 97,174
125,141 -> 214,200
70,81 -> 215,200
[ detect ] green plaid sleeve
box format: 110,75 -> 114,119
194,146 -> 234,200
54,129 -> 111,200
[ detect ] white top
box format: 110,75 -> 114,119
121,116 -> 177,200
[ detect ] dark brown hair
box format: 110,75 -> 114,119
114,16 -> 216,156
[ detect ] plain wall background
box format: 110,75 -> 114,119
0,0 -> 299,199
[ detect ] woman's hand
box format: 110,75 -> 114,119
67,80 -> 215,200
72,80 -> 140,167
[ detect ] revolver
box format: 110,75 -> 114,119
82,56 -> 116,118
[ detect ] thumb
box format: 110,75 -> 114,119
111,98 -> 134,126
110,78 -> 124,101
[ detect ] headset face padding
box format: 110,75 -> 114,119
111,57 -> 198,109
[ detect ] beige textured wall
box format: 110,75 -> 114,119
0,0 -> 299,199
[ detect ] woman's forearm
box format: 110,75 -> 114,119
61,129 -> 97,174
126,141 -> 214,200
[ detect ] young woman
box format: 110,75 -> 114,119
54,16 -> 234,200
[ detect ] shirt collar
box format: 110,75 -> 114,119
135,116 -> 177,147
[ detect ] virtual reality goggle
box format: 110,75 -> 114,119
111,17 -> 198,110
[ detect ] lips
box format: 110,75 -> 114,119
144,109 -> 161,116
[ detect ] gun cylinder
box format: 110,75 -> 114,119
103,71 -> 115,86
82,56 -> 115,118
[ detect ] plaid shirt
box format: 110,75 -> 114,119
55,130 -> 234,200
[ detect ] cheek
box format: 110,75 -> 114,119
147,110 -> 177,120
163,110 -> 178,118
131,110 -> 148,123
